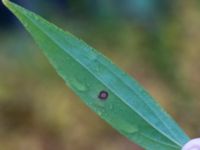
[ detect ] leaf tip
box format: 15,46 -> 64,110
2,0 -> 10,7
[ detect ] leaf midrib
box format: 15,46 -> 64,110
11,2 -> 181,148
94,55 -> 181,144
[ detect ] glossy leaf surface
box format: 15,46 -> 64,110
3,1 -> 189,149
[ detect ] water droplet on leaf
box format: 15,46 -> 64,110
111,118 -> 138,134
70,78 -> 87,92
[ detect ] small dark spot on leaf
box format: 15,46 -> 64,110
98,91 -> 109,100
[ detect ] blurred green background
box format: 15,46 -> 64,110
0,0 -> 200,150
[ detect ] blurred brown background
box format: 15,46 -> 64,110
0,0 -> 200,150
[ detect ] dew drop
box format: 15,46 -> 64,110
96,111 -> 102,116
94,106 -> 105,117
23,23 -> 28,28
112,118 -> 138,134
70,78 -> 87,92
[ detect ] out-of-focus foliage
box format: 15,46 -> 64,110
0,0 -> 200,150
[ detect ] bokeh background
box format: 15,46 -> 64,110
0,0 -> 200,150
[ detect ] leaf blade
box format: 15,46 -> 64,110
3,1 -> 190,149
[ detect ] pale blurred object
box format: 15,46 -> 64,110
182,138 -> 200,150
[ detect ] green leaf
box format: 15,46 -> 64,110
3,0 -> 189,149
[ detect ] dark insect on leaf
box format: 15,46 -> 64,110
98,91 -> 109,100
